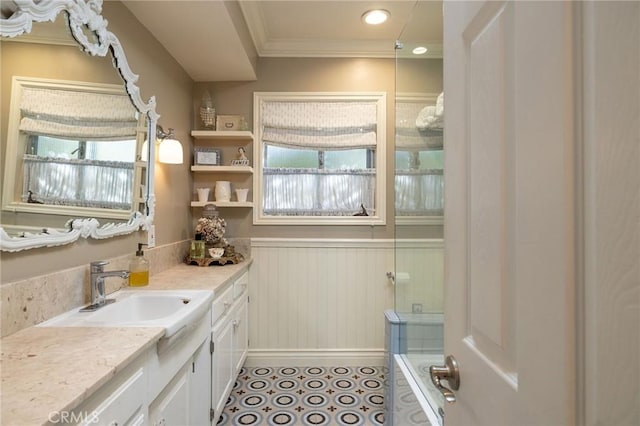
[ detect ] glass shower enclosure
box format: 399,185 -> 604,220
386,1 -> 445,425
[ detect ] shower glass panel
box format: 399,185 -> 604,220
393,0 -> 445,421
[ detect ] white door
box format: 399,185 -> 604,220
442,1 -> 576,424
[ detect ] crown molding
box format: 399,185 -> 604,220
239,1 -> 443,59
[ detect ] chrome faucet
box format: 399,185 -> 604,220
80,261 -> 130,312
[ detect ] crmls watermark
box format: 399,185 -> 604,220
48,410 -> 99,424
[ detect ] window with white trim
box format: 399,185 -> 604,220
253,92 -> 386,225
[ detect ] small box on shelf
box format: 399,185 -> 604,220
215,115 -> 242,131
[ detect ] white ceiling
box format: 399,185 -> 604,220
123,0 -> 443,82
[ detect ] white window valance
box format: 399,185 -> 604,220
262,101 -> 377,129
19,87 -> 138,140
261,100 -> 378,150
262,127 -> 377,150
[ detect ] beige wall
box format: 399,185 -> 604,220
1,1 -> 194,283
1,4 -> 443,281
194,57 -> 443,240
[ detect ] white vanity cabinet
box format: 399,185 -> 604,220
190,339 -> 213,425
149,364 -> 190,426
232,295 -> 249,372
148,311 -> 212,426
210,271 -> 249,423
211,313 -> 234,420
51,268 -> 251,426
72,310 -> 212,426
73,352 -> 149,426
149,338 -> 211,426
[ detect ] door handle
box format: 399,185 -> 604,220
429,355 -> 460,404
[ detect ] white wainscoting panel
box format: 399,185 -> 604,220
247,238 -> 443,366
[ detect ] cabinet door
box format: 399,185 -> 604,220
149,366 -> 190,426
77,367 -> 146,426
232,297 -> 249,373
211,320 -> 234,421
190,340 -> 211,426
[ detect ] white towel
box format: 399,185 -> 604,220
435,92 -> 444,117
415,92 -> 444,130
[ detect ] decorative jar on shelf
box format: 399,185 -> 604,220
214,181 -> 231,202
195,204 -> 227,250
200,90 -> 216,130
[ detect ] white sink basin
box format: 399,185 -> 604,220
39,290 -> 214,338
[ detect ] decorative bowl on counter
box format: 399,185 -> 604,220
208,247 -> 224,259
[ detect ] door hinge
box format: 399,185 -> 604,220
210,408 -> 215,422
210,340 -> 215,354
247,296 -> 250,303
192,361 -> 195,373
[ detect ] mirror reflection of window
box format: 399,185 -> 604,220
23,135 -> 136,209
28,137 -> 136,161
395,95 -> 444,218
395,149 -> 443,217
4,77 -> 142,214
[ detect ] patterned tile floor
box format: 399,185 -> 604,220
217,366 -> 385,426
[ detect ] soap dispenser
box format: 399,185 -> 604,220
129,243 -> 149,287
190,234 -> 206,259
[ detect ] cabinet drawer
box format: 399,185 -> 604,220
233,271 -> 249,300
212,285 -> 233,325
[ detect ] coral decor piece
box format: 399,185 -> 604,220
195,216 -> 227,246
186,204 -> 244,266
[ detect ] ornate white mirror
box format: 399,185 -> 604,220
0,0 -> 157,251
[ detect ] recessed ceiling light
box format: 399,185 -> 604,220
412,46 -> 428,55
362,9 -> 390,25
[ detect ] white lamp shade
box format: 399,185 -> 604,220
158,137 -> 183,164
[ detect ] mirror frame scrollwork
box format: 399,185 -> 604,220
0,0 -> 157,252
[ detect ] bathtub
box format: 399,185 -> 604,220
385,310 -> 444,425
392,354 -> 443,425
397,312 -> 444,354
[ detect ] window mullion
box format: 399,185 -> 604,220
316,150 -> 324,211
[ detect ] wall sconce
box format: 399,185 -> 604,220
156,125 -> 184,164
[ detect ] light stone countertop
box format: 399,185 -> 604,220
0,260 -> 251,426
142,259 -> 252,294
0,326 -> 164,426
